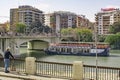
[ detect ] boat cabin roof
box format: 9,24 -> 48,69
50,42 -> 109,48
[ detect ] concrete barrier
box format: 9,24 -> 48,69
26,57 -> 36,75
72,61 -> 83,80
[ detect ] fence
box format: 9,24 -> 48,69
36,60 -> 72,79
84,65 -> 120,80
0,58 -> 26,73
0,58 -> 120,80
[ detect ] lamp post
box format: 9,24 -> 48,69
94,21 -> 98,80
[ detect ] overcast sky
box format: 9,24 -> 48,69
0,0 -> 120,23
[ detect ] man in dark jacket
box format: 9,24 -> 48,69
4,47 -> 14,73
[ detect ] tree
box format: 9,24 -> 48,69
109,22 -> 120,34
61,28 -> 93,42
27,20 -> 51,35
61,28 -> 74,36
16,23 -> 26,33
76,28 -> 93,42
44,25 -> 51,33
105,33 -> 120,49
98,35 -> 106,42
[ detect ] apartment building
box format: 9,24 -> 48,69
10,8 -> 19,31
95,8 -> 120,35
76,15 -> 93,29
45,11 -> 93,34
45,11 -> 77,34
10,5 -> 44,31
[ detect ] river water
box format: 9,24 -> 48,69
19,47 -> 120,68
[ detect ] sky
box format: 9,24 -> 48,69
0,0 -> 120,23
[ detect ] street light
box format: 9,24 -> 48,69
94,21 -> 98,80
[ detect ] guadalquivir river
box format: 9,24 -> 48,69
19,47 -> 120,68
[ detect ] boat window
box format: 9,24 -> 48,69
84,48 -> 87,53
54,47 -> 56,51
58,48 -> 60,52
63,48 -> 65,52
87,49 -> 90,53
67,48 -> 71,53
56,48 -> 60,52
50,47 -> 54,50
82,48 -> 84,53
61,47 -> 65,52
78,48 -> 81,53
61,48 -> 64,52
73,48 -> 78,53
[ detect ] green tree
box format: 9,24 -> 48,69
61,28 -> 93,42
61,28 -> 74,36
44,25 -> 51,33
98,35 -> 106,42
105,33 -> 120,49
16,23 -> 26,33
61,28 -> 69,35
77,28 -> 92,42
109,22 -> 120,34
28,20 -> 51,34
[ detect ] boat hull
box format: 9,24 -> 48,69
45,42 -> 110,57
45,48 -> 109,57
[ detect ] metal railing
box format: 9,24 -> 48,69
84,65 -> 120,80
0,58 -> 120,80
36,60 -> 72,79
0,58 -> 26,73
13,58 -> 26,73
35,60 -> 120,80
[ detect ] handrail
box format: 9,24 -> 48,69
84,64 -> 120,70
35,60 -> 73,66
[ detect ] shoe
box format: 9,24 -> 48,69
5,70 -> 9,73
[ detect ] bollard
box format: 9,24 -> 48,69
25,57 -> 36,75
72,61 -> 83,80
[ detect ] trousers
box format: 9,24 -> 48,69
4,59 -> 10,72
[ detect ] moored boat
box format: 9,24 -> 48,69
45,42 -> 110,56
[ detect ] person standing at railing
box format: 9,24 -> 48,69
4,47 -> 14,73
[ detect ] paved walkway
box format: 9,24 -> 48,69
0,71 -> 68,80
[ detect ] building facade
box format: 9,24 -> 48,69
10,8 -> 19,31
76,15 -> 93,29
95,8 -> 120,35
10,5 -> 44,31
45,11 -> 93,34
45,11 -> 77,34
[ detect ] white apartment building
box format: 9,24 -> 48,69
95,8 -> 120,35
